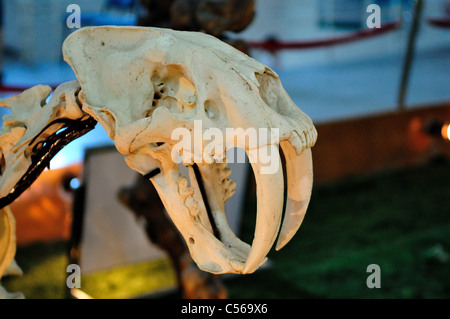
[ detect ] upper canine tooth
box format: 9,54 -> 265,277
275,142 -> 313,251
243,147 -> 284,274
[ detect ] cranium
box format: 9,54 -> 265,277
0,26 -> 317,275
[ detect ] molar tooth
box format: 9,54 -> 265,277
184,196 -> 195,208
288,131 -> 303,155
185,196 -> 200,217
177,176 -> 194,198
177,176 -> 187,190
224,187 -> 235,201
190,203 -> 200,217
216,162 -> 227,169
182,187 -> 194,198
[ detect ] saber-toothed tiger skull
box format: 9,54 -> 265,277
0,26 -> 317,276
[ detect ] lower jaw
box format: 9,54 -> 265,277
126,141 -> 313,274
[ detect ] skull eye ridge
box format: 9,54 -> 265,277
145,66 -> 198,117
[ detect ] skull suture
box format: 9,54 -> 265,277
0,26 -> 317,276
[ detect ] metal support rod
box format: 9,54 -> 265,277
397,0 -> 424,111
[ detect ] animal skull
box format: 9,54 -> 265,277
0,26 -> 317,276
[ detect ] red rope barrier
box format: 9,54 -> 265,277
248,21 -> 401,53
428,17 -> 450,29
0,84 -> 59,93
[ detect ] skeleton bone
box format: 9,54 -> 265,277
0,26 -> 317,278
62,26 -> 317,274
0,81 -> 94,298
0,207 -> 24,299
0,81 -> 95,206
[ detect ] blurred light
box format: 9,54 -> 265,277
424,118 -> 450,142
441,122 -> 450,141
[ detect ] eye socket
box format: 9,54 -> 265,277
150,66 -> 196,115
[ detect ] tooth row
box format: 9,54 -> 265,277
212,163 -> 236,203
177,176 -> 199,217
222,178 -> 236,201
176,148 -> 232,167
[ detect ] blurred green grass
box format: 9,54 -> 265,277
227,159 -> 450,298
3,160 -> 450,299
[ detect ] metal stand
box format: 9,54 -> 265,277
397,0 -> 424,111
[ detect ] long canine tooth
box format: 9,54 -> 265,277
243,146 -> 284,273
276,142 -> 313,251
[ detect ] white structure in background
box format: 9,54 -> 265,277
228,0 -> 448,69
2,0 -> 448,66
